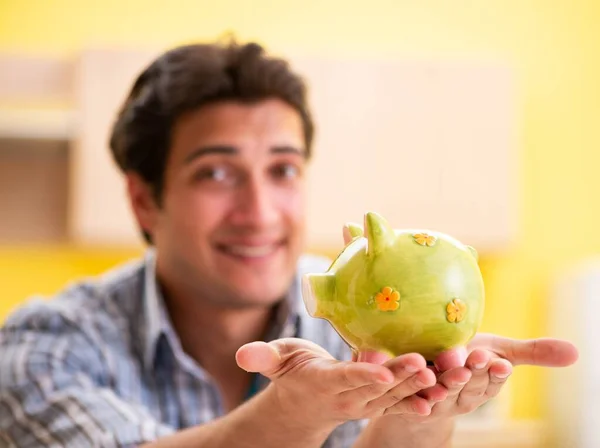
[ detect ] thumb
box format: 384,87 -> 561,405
236,338 -> 333,379
469,334 -> 579,367
236,341 -> 282,374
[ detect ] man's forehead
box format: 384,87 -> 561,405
169,101 -> 306,164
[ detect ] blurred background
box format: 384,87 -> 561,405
1,1 -> 599,446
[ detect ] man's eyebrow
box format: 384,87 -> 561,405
183,146 -> 237,164
270,146 -> 307,158
183,144 -> 307,165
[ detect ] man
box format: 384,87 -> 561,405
0,39 -> 578,447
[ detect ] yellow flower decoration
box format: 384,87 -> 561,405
446,299 -> 467,323
375,286 -> 400,312
413,233 -> 437,247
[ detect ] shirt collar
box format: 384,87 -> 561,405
141,249 -> 302,373
142,248 -> 170,372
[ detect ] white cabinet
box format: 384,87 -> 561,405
70,49 -> 159,244
290,56 -> 517,252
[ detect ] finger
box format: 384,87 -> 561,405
236,338 -> 334,378
437,367 -> 472,399
485,359 -> 513,399
366,368 -> 436,411
457,357 -> 512,413
357,350 -> 393,365
460,349 -> 493,397
469,334 -> 579,367
465,348 -> 492,371
430,367 -> 472,415
383,395 -> 432,416
341,354 -> 426,403
456,351 -> 493,410
433,346 -> 468,372
237,340 -> 395,390
236,341 -> 282,374
237,338 -> 333,371
426,364 -> 441,378
384,353 -> 427,373
335,362 -> 395,392
417,383 -> 448,403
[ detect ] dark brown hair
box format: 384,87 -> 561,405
108,38 -> 314,243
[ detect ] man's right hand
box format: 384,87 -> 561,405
235,338 -> 443,431
141,339 -> 446,448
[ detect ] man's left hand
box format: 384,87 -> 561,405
367,334 -> 579,422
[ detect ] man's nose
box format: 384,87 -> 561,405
230,177 -> 279,228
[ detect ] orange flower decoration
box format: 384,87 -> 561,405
446,299 -> 467,323
375,286 -> 400,312
414,233 -> 437,247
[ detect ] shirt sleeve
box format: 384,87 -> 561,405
0,302 -> 174,448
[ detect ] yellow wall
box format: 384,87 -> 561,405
2,0 -> 600,421
0,246 -> 143,321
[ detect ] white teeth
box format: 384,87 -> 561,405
224,245 -> 278,258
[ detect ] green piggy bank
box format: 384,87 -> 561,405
302,211 -> 485,361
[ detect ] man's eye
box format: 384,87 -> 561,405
272,164 -> 301,180
194,167 -> 228,182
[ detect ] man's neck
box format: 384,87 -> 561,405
164,295 -> 275,376
159,281 -> 279,411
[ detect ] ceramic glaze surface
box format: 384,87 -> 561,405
302,212 -> 485,361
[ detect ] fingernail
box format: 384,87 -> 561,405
494,372 -> 511,379
473,362 -> 487,370
405,365 -> 420,373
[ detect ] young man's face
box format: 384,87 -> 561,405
135,99 -> 308,308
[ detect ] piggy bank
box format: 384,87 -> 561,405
301,211 -> 485,361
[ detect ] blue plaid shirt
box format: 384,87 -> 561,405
0,249 -> 364,447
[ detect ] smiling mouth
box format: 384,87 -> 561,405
216,241 -> 285,259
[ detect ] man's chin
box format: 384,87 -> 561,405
209,250 -> 299,306
217,280 -> 292,309
240,288 -> 289,306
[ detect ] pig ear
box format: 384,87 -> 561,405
466,245 -> 479,262
364,211 -> 395,257
343,222 -> 363,244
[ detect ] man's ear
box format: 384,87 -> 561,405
126,172 -> 160,239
